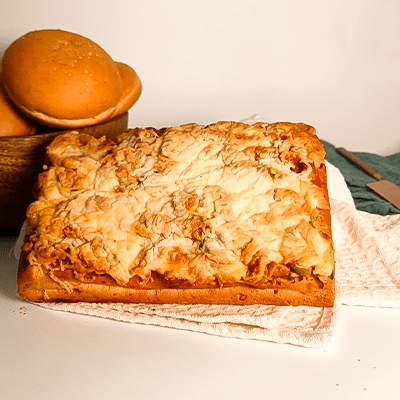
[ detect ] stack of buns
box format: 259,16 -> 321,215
0,29 -> 142,136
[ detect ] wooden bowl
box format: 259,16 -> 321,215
0,112 -> 128,231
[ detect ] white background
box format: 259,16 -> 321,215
1,0 -> 400,155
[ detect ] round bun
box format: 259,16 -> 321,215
0,69 -> 36,137
1,29 -> 123,129
112,62 -> 142,117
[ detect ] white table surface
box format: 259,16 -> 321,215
1,234 -> 400,400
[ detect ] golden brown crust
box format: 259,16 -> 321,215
0,69 -> 37,136
18,120 -> 335,306
18,254 -> 334,306
112,62 -> 142,118
2,29 -> 123,128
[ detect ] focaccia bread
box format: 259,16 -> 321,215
18,121 -> 335,306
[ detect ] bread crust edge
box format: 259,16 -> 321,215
18,253 -> 335,307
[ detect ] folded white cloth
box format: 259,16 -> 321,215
332,200 -> 400,308
14,115 -> 400,348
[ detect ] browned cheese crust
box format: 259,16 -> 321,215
18,121 -> 335,306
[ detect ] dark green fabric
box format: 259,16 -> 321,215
321,140 -> 400,216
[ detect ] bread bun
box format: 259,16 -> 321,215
1,29 -> 123,129
0,69 -> 37,137
112,62 -> 142,117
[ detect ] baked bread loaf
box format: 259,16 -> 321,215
18,121 -> 335,306
112,62 -> 142,118
2,29 -> 123,129
0,69 -> 36,136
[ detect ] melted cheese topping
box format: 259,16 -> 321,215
24,121 -> 334,287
